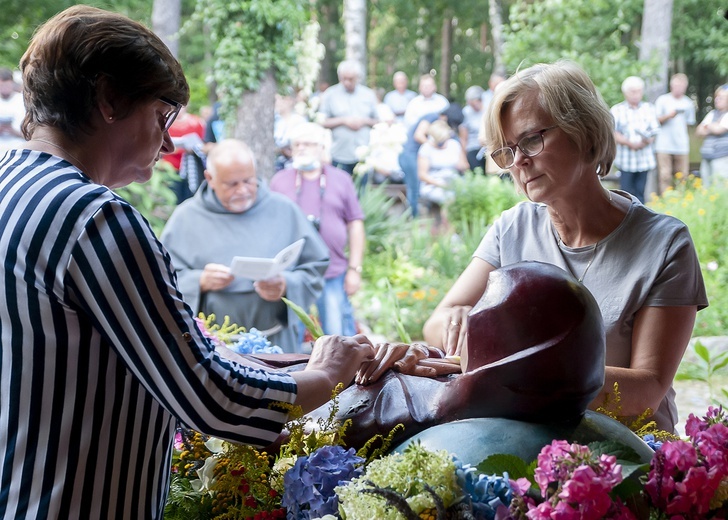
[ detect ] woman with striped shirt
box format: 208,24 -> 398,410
0,6 -> 373,519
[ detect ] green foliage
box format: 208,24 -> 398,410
446,173 -> 523,237
673,0 -> 728,79
476,453 -> 531,481
675,340 -> 728,405
186,0 -> 308,122
113,161 -> 177,236
502,0 -> 651,107
647,175 -> 728,337
354,176 -> 518,341
282,297 -> 324,340
165,473 -> 214,519
357,183 -> 411,254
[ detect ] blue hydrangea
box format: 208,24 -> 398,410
643,434 -> 663,451
454,457 -> 514,519
228,328 -> 284,355
282,445 -> 364,520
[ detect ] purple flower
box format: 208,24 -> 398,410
281,445 -> 363,520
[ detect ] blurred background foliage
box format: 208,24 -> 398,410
1,0 -> 725,116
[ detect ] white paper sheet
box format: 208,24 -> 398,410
230,238 -> 305,281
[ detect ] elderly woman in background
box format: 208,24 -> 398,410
696,85 -> 728,186
362,61 -> 707,433
417,119 -> 468,232
0,6 -> 373,519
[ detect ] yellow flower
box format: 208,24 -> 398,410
710,194 -> 718,202
412,289 -> 426,300
698,208 -> 706,216
675,171 -> 684,180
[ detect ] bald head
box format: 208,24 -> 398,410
205,139 -> 259,213
206,139 -> 255,176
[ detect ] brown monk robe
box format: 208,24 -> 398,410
302,261 -> 606,450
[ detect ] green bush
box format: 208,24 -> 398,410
446,172 -> 523,236
647,174 -> 728,337
354,178 -> 520,341
114,161 -> 178,236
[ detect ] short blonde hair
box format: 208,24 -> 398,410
427,119 -> 452,145
485,61 -> 615,176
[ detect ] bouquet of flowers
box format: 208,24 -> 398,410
166,318 -> 728,520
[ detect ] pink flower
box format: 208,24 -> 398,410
667,465 -> 712,515
661,440 -> 698,473
511,477 -> 532,496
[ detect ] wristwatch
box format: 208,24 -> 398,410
347,265 -> 362,273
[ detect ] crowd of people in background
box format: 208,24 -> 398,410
149,65 -> 728,219
1,59 -> 726,346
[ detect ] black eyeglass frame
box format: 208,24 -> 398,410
159,96 -> 183,132
490,125 -> 559,169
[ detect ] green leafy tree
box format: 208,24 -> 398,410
670,0 -> 728,115
186,0 -> 311,176
502,0 -> 650,107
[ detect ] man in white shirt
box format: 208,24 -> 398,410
403,74 -> 449,130
654,73 -> 696,194
383,71 -> 416,123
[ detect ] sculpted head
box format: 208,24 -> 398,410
451,261 -> 606,422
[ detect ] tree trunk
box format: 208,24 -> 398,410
639,0 -> 674,102
151,0 -> 181,58
318,0 -> 340,86
439,15 -> 453,98
233,69 -> 277,180
488,0 -> 505,76
416,7 -> 434,74
343,0 -> 367,82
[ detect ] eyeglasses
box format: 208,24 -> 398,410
490,126 -> 558,169
159,96 -> 183,131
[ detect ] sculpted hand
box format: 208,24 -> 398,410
356,342 -> 462,385
254,275 -> 286,302
200,263 -> 234,292
442,305 -> 471,356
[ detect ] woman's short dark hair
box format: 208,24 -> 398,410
20,5 -> 189,140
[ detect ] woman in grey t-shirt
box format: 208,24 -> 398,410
361,61 -> 707,434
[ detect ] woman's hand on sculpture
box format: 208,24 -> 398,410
355,342 -> 461,385
441,305 -> 472,356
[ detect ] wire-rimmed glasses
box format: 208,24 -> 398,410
159,96 -> 183,132
490,125 -> 559,169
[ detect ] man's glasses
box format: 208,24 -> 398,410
160,96 -> 183,132
490,126 -> 558,169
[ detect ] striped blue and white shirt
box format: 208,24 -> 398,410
611,100 -> 660,173
0,150 -> 298,519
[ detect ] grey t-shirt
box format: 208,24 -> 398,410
474,191 -> 708,431
318,83 -> 379,164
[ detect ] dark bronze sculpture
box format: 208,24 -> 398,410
305,261 -> 608,450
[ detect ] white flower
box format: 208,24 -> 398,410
190,455 -> 219,493
707,261 -> 719,271
204,437 -> 225,454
